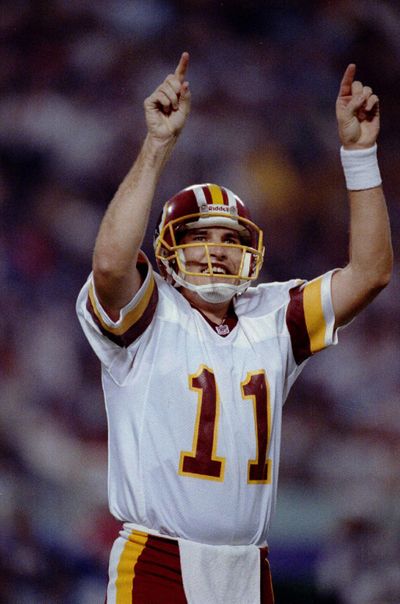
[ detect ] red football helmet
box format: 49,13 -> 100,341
154,183 -> 264,301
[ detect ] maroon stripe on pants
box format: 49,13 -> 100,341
107,531 -> 275,603
260,547 -> 275,604
131,535 -> 187,603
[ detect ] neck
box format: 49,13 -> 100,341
180,287 -> 233,323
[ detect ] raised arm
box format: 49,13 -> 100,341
93,52 -> 191,318
331,64 -> 393,328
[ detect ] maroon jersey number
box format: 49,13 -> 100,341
179,365 -> 226,481
241,371 -> 272,484
179,366 -> 271,483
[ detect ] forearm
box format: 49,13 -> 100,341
346,185 -> 393,287
332,184 -> 392,327
91,52 -> 190,313
93,134 -> 177,309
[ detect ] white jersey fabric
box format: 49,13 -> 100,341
76,254 -> 338,547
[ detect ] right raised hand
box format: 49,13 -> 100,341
144,52 -> 191,142
336,63 -> 380,150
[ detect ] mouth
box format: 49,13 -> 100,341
201,264 -> 230,275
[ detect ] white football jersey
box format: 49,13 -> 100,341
76,254 -> 337,546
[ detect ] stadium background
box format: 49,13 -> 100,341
0,1 -> 399,602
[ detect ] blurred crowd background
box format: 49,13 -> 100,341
0,1 -> 399,602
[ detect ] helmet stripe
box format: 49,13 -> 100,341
224,187 -> 237,210
192,184 -> 208,209
208,184 -> 225,205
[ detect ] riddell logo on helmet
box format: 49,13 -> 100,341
200,205 -> 236,215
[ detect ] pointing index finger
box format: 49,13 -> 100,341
175,51 -> 190,81
338,63 -> 356,97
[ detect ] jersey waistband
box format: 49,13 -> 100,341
121,521 -> 269,550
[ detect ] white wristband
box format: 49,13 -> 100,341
340,144 -> 382,191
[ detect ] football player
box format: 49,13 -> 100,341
77,53 -> 392,603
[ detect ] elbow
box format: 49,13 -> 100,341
377,251 -> 394,290
92,259 -> 126,314
370,275 -> 391,299
365,262 -> 392,295
92,249 -> 138,292
366,245 -> 394,291
92,256 -> 126,295
93,256 -> 115,280
350,258 -> 393,301
92,250 -> 129,283
378,269 -> 392,289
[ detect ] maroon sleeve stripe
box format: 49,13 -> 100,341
86,295 -> 123,346
86,279 -> 158,348
286,285 -> 311,365
115,285 -> 158,347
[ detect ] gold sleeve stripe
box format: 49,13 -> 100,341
115,530 -> 148,603
88,274 -> 155,336
303,276 -> 326,353
208,184 -> 224,205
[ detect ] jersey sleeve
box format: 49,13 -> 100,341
285,270 -> 338,365
76,253 -> 158,371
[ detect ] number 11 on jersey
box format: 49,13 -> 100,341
241,371 -> 272,484
179,366 -> 272,483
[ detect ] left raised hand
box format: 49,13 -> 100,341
336,64 -> 380,149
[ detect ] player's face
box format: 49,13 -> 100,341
179,227 -> 243,286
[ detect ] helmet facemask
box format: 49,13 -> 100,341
155,207 -> 264,302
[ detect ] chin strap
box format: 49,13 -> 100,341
187,282 -> 240,303
169,268 -> 250,302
